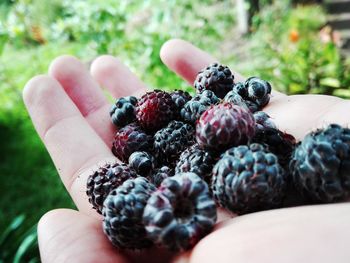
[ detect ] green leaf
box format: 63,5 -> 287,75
0,215 -> 25,247
289,83 -> 305,94
333,89 -> 350,98
13,230 -> 37,263
0,33 -> 8,56
320,78 -> 341,88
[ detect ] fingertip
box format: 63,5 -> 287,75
90,55 -> 119,77
90,55 -> 123,88
90,54 -> 147,98
38,208 -> 75,231
160,38 -> 189,63
160,38 -> 217,84
48,55 -> 85,81
23,75 -> 60,109
38,209 -> 78,258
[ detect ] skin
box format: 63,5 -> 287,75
23,39 -> 350,263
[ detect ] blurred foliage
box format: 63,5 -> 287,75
240,0 -> 350,96
0,215 -> 39,263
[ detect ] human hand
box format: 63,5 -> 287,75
23,39 -> 350,263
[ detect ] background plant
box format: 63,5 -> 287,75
238,1 -> 350,96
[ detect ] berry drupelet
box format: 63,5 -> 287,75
223,89 -> 250,111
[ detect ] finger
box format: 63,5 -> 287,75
190,203 -> 350,263
90,55 -> 148,98
38,209 -> 128,263
39,209 -> 177,263
23,75 -> 116,215
49,55 -> 114,146
160,39 -> 284,97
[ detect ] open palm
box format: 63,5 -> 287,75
23,39 -> 350,263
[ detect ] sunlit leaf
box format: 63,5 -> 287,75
320,78 -> 341,88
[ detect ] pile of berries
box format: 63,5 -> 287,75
87,63 -> 350,251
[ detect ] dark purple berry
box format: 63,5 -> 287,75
290,124 -> 350,202
110,96 -> 137,128
143,172 -> 217,251
112,123 -> 153,162
86,163 -> 138,214
154,121 -> 195,165
245,77 -> 272,108
194,63 -> 234,99
170,90 -> 192,118
212,144 -> 286,214
103,177 -> 156,249
196,103 -> 256,151
128,151 -> 156,177
136,90 -> 177,131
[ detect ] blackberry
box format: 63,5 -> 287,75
150,166 -> 173,187
180,90 -> 220,124
290,124 -> 350,202
231,82 -> 260,113
112,123 -> 153,162
253,127 -> 296,168
253,111 -> 277,131
86,163 -> 138,214
245,77 -> 272,108
136,90 -> 177,131
143,172 -> 217,251
110,96 -> 137,128
170,90 -> 192,118
229,79 -> 272,113
128,151 -> 156,177
194,63 -> 234,99
154,121 -> 195,165
175,144 -> 216,184
196,103 -> 256,151
103,177 -> 156,249
212,144 -> 286,214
